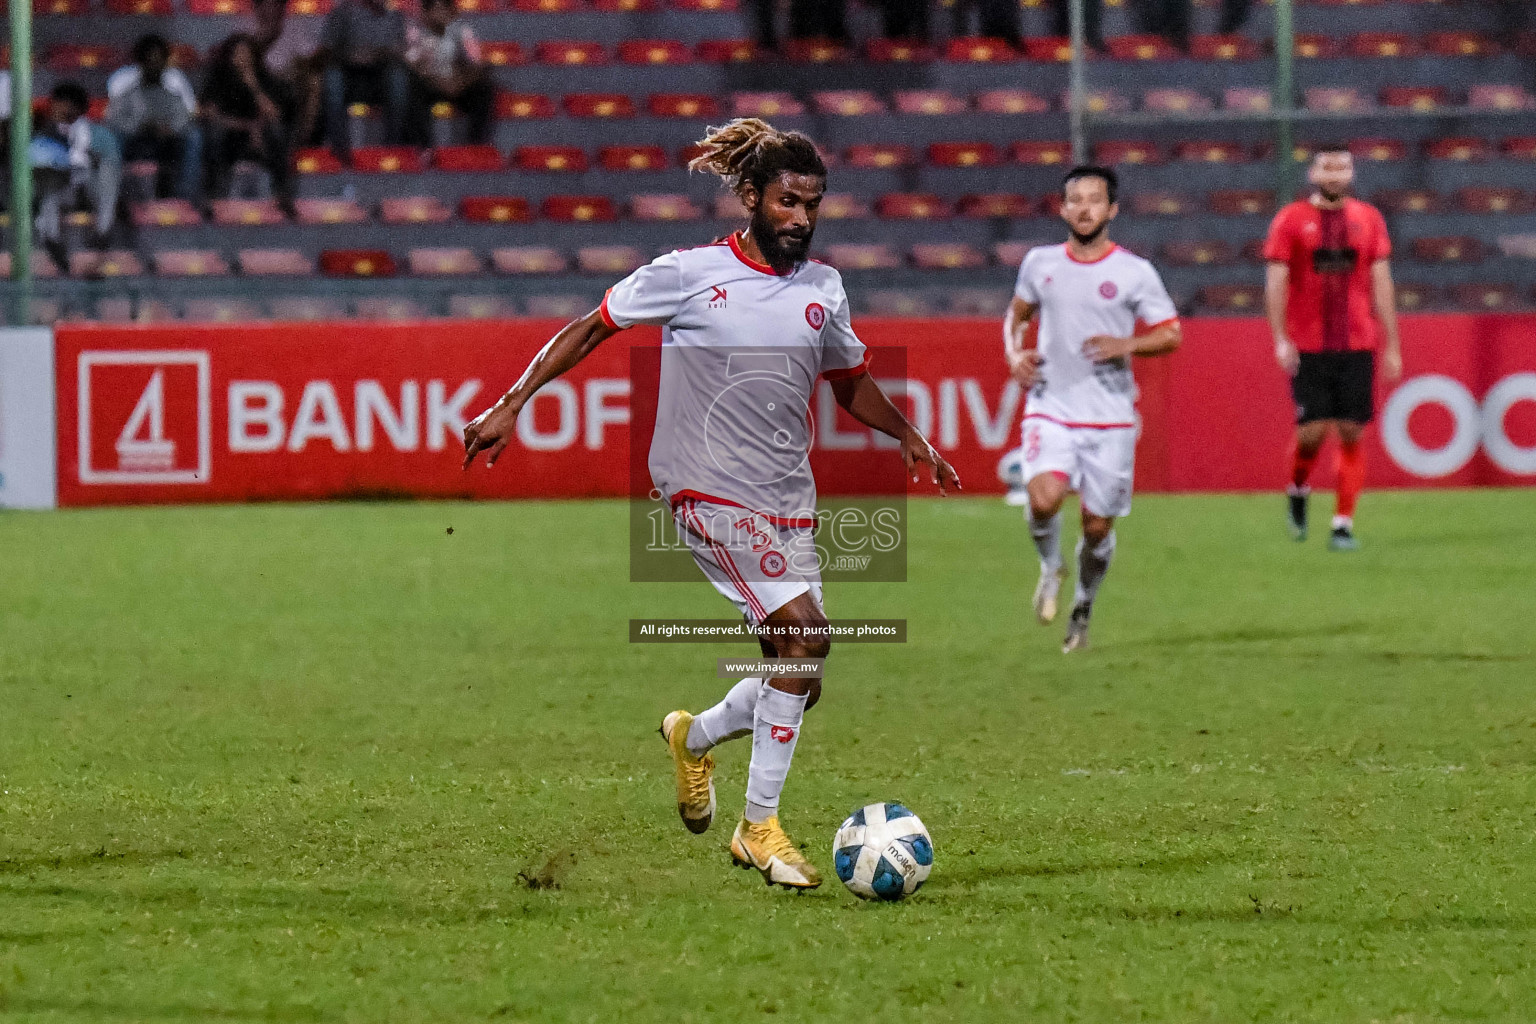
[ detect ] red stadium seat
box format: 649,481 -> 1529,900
1224,87 -> 1271,113
817,194 -> 870,219
1163,241 -> 1236,266
1132,192 -> 1194,216
36,0 -> 91,13
1456,187 -> 1530,214
600,145 -> 668,171
184,298 -> 263,322
492,247 -> 569,274
288,0 -> 331,13
1174,140 -> 1251,164
1304,87 -> 1372,114
812,90 -> 886,116
535,41 -> 607,65
783,38 -> 849,62
958,193 -> 1033,218
1469,85 -> 1534,112
875,194 -> 951,219
352,146 -> 424,173
695,39 -> 756,63
1093,140 -> 1163,165
130,200 -> 201,228
564,93 -> 636,118
108,0 -> 173,13
515,146 -> 589,172
1411,237 -> 1483,263
946,37 -> 1017,63
1013,141 -> 1072,166
1348,32 -> 1418,58
866,38 -> 934,62
94,298 -> 176,322
1143,88 -> 1213,114
409,248 -> 482,276
45,45 -> 121,72
595,0 -> 658,10
295,198 -> 368,224
845,144 -> 915,169
514,0 -> 581,10
1351,138 -> 1408,162
993,241 -> 1041,267
712,194 -> 745,219
1382,86 -> 1450,111
617,39 -> 692,65
948,289 -> 1011,317
630,194 -> 703,221
1425,32 -> 1499,58
863,291 -> 936,316
320,250 -> 396,278
1502,137 -> 1536,160
649,93 -> 720,118
678,143 -> 708,166
448,296 -> 519,319
541,195 -> 617,221
1190,34 -> 1260,60
1107,34 -> 1180,61
461,196 -> 533,223
526,294 -> 591,318
212,199 -> 286,226
1240,239 -> 1266,264
434,145 -> 503,171
1021,37 -> 1072,62
171,43 -> 202,70
1293,34 -> 1341,59
1393,283 -> 1438,312
1497,234 -> 1536,258
1209,189 -> 1275,216
577,246 -> 647,275
822,244 -> 901,271
381,197 -> 453,224
730,92 -> 806,117
480,42 -> 527,66
1198,285 -> 1264,313
188,0 -> 254,12
1424,137 -> 1492,162
1374,189 -> 1444,214
238,249 -> 315,276
911,243 -> 985,270
455,0 -> 502,12
294,148 -> 344,174
928,142 -> 1002,168
1070,89 -> 1131,114
973,89 -> 1048,115
895,90 -> 968,115
496,93 -> 556,119
153,250 -> 230,276
1452,283 -> 1521,311
354,297 -> 427,320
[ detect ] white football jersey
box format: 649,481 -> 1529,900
1013,243 -> 1178,427
602,233 -> 870,525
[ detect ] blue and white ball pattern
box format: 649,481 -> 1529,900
833,803 -> 934,901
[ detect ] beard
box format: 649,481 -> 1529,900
749,208 -> 813,268
1318,185 -> 1348,203
1068,217 -> 1109,246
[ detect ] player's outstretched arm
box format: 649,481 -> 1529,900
1082,319 -> 1182,362
462,308 -> 621,469
828,372 -> 961,495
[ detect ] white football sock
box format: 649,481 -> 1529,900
1029,509 -> 1063,572
1074,530 -> 1116,607
687,677 -> 760,755
744,683 -> 807,823
1332,514 -> 1353,531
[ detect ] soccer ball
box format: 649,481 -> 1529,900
833,802 -> 933,901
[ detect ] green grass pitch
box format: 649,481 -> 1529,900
1,490 -> 1534,1022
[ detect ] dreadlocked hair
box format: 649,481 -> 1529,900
687,118 -> 827,200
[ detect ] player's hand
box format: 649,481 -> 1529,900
462,398 -> 520,470
901,432 -> 961,496
1382,347 -> 1403,383
1274,337 -> 1300,376
1007,349 -> 1041,388
1083,335 -> 1136,362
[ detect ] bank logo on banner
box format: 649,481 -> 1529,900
79,350 -> 211,484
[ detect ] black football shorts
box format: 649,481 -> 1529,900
1292,350 -> 1375,425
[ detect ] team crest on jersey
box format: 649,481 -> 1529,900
1099,281 -> 1118,300
804,302 -> 826,330
760,551 -> 787,578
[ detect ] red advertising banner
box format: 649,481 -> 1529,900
53,314 -> 1536,507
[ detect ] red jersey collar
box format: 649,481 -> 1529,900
728,231 -> 790,276
1063,241 -> 1119,265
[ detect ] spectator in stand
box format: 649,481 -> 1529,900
750,0 -> 848,51
1497,0 -> 1528,46
1050,0 -> 1105,52
106,34 -> 203,202
876,0 -> 929,41
317,0 -> 409,159
201,33 -> 296,214
953,0 -> 1020,41
252,0 -> 323,146
1219,0 -> 1251,33
1139,0 -> 1190,50
34,81 -> 124,271
405,0 -> 492,146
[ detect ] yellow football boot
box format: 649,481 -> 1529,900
730,816 -> 822,889
660,710 -> 715,834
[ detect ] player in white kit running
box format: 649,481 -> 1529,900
463,119 -> 959,889
1003,166 -> 1182,652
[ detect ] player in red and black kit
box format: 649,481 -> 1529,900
1263,145 -> 1403,551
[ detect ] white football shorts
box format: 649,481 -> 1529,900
1020,416 -> 1138,518
672,497 -> 824,628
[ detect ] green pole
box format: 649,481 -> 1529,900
1274,0 -> 1296,204
1068,0 -> 1087,165
9,0 -> 33,326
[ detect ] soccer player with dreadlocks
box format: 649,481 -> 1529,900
463,119 -> 959,890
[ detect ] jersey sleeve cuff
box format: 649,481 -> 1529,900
820,352 -> 872,380
598,289 -> 623,330
1144,315 -> 1180,331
